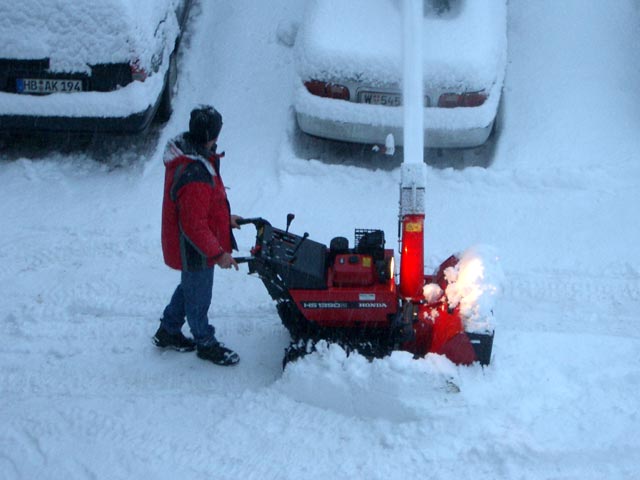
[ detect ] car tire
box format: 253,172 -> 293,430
156,52 -> 178,123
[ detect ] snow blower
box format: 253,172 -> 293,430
234,214 -> 494,367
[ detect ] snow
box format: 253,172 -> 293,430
442,245 -> 504,333
0,0 -> 180,72
1,0 -> 640,479
402,0 -> 426,159
295,0 -> 507,88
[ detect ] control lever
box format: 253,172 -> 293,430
289,232 -> 309,264
285,213 -> 295,233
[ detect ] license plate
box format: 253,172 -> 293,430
16,78 -> 83,94
358,91 -> 431,107
358,91 -> 402,106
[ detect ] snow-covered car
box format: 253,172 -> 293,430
0,0 -> 192,135
294,0 -> 507,148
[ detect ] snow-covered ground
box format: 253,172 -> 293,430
2,0 -> 640,478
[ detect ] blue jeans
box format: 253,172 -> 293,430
161,267 -> 217,347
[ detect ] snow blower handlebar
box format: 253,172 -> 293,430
233,217 -> 272,264
233,215 -> 300,264
235,217 -> 270,228
233,257 -> 253,264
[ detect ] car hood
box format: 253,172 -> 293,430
295,0 -> 507,90
0,0 -> 181,73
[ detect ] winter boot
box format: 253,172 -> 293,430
152,326 -> 196,352
196,342 -> 240,366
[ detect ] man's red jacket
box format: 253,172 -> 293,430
161,133 -> 234,271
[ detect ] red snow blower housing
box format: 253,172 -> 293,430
236,215 -> 494,367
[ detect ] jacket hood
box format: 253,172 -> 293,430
163,133 -> 216,175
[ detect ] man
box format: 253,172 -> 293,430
153,105 -> 241,366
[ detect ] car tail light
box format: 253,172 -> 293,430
130,60 -> 148,82
437,91 -> 487,108
304,80 -> 350,100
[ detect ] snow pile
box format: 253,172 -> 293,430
277,342 -> 463,422
0,0 -> 181,73
442,245 -> 504,332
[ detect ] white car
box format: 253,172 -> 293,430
0,0 -> 192,135
294,0 -> 507,148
